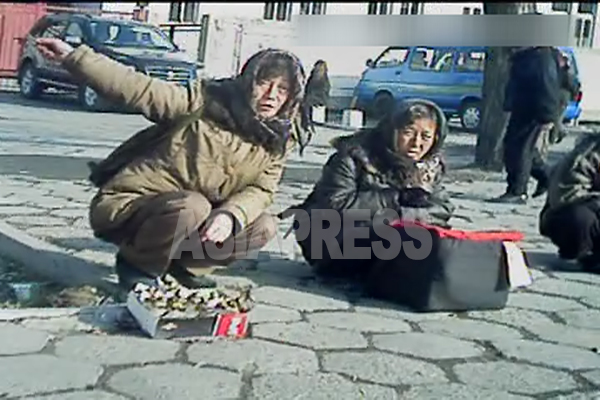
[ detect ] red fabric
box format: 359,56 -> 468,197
390,220 -> 523,242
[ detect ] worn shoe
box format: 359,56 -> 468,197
115,254 -> 159,292
487,192 -> 528,204
578,253 -> 600,274
168,262 -> 217,289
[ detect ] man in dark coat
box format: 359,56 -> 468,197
491,46 -> 562,204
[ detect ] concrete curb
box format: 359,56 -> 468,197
0,220 -> 118,294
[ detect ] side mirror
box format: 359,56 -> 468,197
64,35 -> 83,46
366,58 -> 374,68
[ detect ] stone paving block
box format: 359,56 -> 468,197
188,338 -> 319,374
493,339 -> 600,370
251,372 -> 398,400
252,321 -> 368,350
0,307 -> 80,322
5,215 -> 69,227
247,303 -> 302,324
581,297 -> 600,309
25,226 -> 95,239
54,335 -> 180,366
108,365 -> 241,400
253,259 -> 314,278
14,195 -> 71,209
553,271 -> 600,286
322,351 -> 448,386
582,370 -> 600,386
0,205 -> 45,215
454,361 -> 577,395
419,319 -> 523,342
49,208 -> 89,219
467,308 -> 555,330
373,332 -> 486,359
31,391 -> 129,400
353,298 -> 457,322
528,279 -> 599,299
21,315 -> 99,334
0,323 -> 51,355
400,383 -> 533,400
0,354 -> 103,397
548,393 -> 600,400
251,286 -> 351,312
557,310 -> 600,330
506,292 -> 587,312
522,321 -> 600,349
306,311 -> 412,333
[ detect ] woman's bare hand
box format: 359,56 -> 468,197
200,213 -> 234,244
36,38 -> 75,62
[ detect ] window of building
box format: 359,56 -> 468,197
455,50 -> 486,72
300,2 -> 327,15
368,2 -> 392,15
182,2 -> 200,22
578,2 -> 596,14
552,3 -> 572,13
169,2 -> 182,22
410,3 -> 420,14
409,47 -> 456,72
473,8 -> 482,15
264,3 -> 291,20
374,47 -> 410,68
462,7 -> 471,14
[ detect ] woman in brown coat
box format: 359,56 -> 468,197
36,38 -> 307,290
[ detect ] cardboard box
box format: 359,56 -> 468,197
127,291 -> 249,340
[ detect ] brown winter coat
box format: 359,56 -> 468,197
62,45 -> 304,243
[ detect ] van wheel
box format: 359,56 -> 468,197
78,85 -> 107,112
459,100 -> 481,133
371,92 -> 395,119
19,62 -> 43,99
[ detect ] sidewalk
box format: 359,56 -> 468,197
0,127 -> 599,399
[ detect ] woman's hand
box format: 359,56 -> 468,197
36,38 -> 75,63
200,213 -> 234,244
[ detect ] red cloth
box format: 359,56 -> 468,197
390,220 -> 524,242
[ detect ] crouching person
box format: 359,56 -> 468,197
36,38 -> 307,289
285,99 -> 455,279
539,133 -> 600,273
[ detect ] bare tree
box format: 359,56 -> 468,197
474,3 -> 537,170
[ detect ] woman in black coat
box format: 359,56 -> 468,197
284,99 -> 455,278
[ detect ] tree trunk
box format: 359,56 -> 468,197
474,3 -> 538,171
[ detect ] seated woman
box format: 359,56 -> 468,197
287,99 -> 455,278
36,38 -> 307,290
539,133 -> 600,273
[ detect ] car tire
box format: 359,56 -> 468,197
459,100 -> 482,133
18,62 -> 43,99
371,92 -> 395,120
78,85 -> 106,112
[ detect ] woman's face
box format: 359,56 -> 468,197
251,75 -> 290,119
395,117 -> 437,161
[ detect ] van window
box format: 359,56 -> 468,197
409,47 -> 455,72
374,47 -> 410,68
455,50 -> 486,73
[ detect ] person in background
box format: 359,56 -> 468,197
36,37 -> 307,290
491,46 -> 562,204
283,99 -> 454,279
298,60 -> 331,143
549,50 -> 581,145
539,132 -> 600,274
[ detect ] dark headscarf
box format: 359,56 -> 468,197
200,48 -> 307,156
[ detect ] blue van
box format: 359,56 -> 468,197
351,46 -> 583,132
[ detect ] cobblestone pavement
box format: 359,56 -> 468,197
0,96 -> 599,399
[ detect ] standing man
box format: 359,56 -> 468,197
490,46 -> 561,204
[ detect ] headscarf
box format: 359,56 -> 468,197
201,48 -> 307,156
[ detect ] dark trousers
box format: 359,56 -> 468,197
541,201 -> 600,260
503,113 -> 550,195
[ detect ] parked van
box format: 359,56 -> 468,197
351,46 -> 583,132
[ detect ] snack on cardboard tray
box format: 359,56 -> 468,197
127,275 -> 253,339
